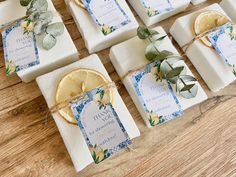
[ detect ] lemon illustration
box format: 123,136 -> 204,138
55,68 -> 114,125
194,11 -> 229,47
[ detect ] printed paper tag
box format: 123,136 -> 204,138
141,0 -> 173,17
81,0 -> 131,35
70,86 -> 131,164
2,21 -> 39,76
131,62 -> 183,127
208,23 -> 236,76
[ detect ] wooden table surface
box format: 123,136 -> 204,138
1,0 -> 236,176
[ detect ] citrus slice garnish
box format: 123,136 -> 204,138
55,68 -> 113,125
194,11 -> 229,47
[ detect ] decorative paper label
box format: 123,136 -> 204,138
70,86 -> 131,164
208,23 -> 236,76
81,0 -> 131,35
1,21 -> 39,76
141,0 -> 173,17
131,62 -> 183,127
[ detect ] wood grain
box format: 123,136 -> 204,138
0,0 -> 236,177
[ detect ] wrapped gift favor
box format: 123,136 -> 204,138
36,54 -> 140,172
128,0 -> 191,26
191,0 -> 206,5
170,4 -> 236,92
64,0 -> 138,53
221,0 -> 236,22
0,0 -> 78,83
110,26 -> 207,128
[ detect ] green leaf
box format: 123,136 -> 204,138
43,34 -> 56,50
29,0 -> 48,12
145,43 -> 159,61
179,75 -> 197,82
46,22 -> 64,37
39,11 -> 53,23
137,26 -> 159,39
166,66 -> 184,78
20,0 -> 32,6
34,20 -> 47,34
180,84 -> 195,92
179,84 -> 198,99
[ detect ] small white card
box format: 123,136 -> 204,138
82,0 -> 131,35
70,86 -> 131,164
141,0 -> 173,17
2,21 -> 39,76
131,62 -> 183,127
208,23 -> 236,76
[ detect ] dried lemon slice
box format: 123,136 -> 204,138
194,11 -> 229,47
55,68 -> 114,125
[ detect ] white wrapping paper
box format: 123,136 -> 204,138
170,4 -> 235,92
220,0 -> 236,22
64,0 -> 138,53
110,26 -> 208,127
0,0 -> 78,83
36,54 -> 140,172
128,0 -> 191,26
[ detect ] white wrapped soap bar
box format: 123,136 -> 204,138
36,54 -> 140,172
64,0 -> 138,53
191,0 -> 206,5
0,0 -> 78,83
110,26 -> 207,128
128,0 -> 190,26
220,0 -> 236,22
170,4 -> 235,92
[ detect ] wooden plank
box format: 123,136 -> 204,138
0,0 -> 235,176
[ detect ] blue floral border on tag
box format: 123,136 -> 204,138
141,0 -> 173,17
208,23 -> 236,76
1,21 -> 39,75
70,85 -> 132,163
81,0 -> 131,35
131,61 -> 183,126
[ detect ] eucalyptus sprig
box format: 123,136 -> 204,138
20,0 -> 64,50
137,27 -> 198,99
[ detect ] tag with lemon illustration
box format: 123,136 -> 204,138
141,0 -> 173,17
131,61 -> 183,127
194,11 -> 236,76
70,83 -> 131,164
2,21 -> 39,76
81,0 -> 131,35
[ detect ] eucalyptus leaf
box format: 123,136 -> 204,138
155,50 -> 173,61
137,27 -> 159,39
165,56 -> 184,65
20,0 -> 32,6
43,34 -> 56,50
153,35 -> 167,46
26,7 -> 36,15
39,11 -> 53,23
179,84 -> 198,99
180,84 -> 195,92
46,22 -> 64,37
166,66 -> 184,78
145,43 -> 159,61
30,0 -> 48,12
29,11 -> 40,21
179,75 -> 197,82
34,20 -> 47,34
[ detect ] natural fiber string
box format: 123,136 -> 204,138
120,54 -> 183,81
181,21 -> 235,53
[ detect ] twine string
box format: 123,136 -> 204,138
181,21 -> 234,53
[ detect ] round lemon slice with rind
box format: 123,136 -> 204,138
194,11 -> 229,47
55,68 -> 114,125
